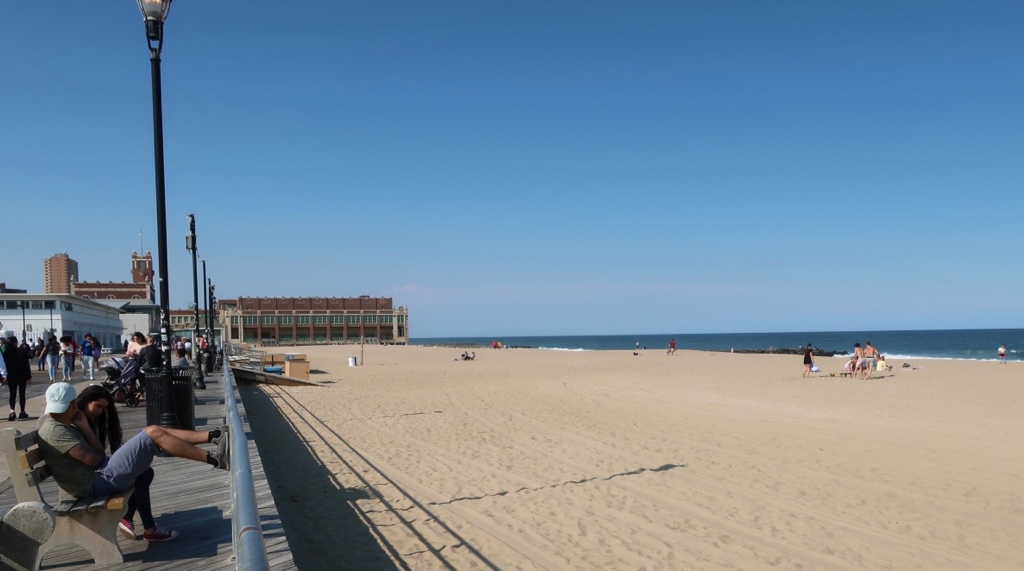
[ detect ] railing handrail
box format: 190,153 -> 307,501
223,352 -> 270,570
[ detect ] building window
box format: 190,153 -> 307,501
398,315 -> 405,324
280,333 -> 293,342
381,315 -> 393,324
347,315 -> 360,325
313,315 -> 327,325
243,316 -> 258,325
297,333 -> 310,342
262,316 -> 275,325
280,315 -> 293,325
61,302 -> 73,311
330,315 -> 343,324
231,316 -> 239,325
297,315 -> 310,325
363,315 -> 377,324
30,301 -> 43,309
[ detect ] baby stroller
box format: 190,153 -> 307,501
100,357 -> 144,408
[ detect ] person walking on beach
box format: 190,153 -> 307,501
998,344 -> 1007,364
863,342 -> 880,379
667,338 -> 676,355
802,343 -> 814,377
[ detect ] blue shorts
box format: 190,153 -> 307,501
91,430 -> 161,496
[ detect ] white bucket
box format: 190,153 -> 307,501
348,356 -> 357,367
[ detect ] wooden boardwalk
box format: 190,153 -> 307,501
0,367 -> 295,570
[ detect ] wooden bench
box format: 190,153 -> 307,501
0,428 -> 132,570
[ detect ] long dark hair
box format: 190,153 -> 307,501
75,385 -> 123,452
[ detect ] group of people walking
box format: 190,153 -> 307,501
1,333 -> 105,421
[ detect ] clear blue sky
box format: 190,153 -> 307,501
2,2 -> 1021,337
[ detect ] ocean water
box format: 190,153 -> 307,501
412,329 -> 1023,362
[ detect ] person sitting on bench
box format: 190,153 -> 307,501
35,383 -> 230,541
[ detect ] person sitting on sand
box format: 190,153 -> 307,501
876,355 -> 891,372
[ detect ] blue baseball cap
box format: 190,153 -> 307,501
45,383 -> 77,415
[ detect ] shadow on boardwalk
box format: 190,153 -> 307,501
239,384 -> 399,571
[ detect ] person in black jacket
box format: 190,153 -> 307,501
2,335 -> 33,420
138,335 -> 164,371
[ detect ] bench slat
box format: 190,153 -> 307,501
106,491 -> 132,511
53,498 -> 80,516
19,447 -> 44,470
12,430 -> 38,451
85,495 -> 111,513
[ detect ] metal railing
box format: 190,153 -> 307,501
223,357 -> 270,570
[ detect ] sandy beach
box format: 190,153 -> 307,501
240,345 -> 1023,570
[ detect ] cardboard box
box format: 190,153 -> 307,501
284,360 -> 309,380
263,354 -> 284,365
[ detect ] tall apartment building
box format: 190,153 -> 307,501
43,253 -> 79,294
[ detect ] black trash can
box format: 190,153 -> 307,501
145,366 -> 196,430
205,347 -> 216,373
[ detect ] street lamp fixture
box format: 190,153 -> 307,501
186,215 -> 206,389
138,0 -> 178,428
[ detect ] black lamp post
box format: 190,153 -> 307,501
139,0 -> 178,428
19,301 -> 27,342
202,261 -> 213,372
208,284 -> 217,373
186,215 -> 205,389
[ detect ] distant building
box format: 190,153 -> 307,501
220,296 -> 408,345
72,252 -> 155,302
0,283 -> 27,294
43,253 -> 78,294
168,307 -> 222,343
0,293 -> 122,350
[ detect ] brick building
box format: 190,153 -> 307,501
220,296 -> 408,345
43,253 -> 78,294
71,252 -> 155,302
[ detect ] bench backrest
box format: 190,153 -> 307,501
0,428 -> 50,505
